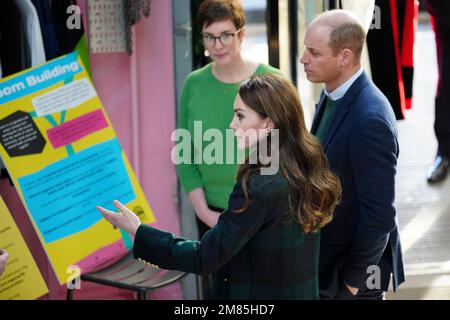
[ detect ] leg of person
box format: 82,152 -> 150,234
436,25 -> 450,160
428,23 -> 450,183
195,215 -> 212,299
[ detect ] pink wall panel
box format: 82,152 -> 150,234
127,0 -> 182,299
0,0 -> 182,299
89,54 -> 133,159
134,0 -> 179,234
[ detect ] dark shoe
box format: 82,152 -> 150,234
427,156 -> 450,184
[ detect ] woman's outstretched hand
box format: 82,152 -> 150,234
96,200 -> 141,236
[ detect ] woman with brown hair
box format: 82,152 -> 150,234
98,73 -> 341,299
177,0 -> 281,298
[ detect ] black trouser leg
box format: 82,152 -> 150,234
195,216 -> 212,300
434,23 -> 450,158
195,206 -> 223,300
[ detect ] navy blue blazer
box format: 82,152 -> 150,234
311,72 -> 405,297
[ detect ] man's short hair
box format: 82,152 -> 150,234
314,10 -> 366,61
329,22 -> 365,60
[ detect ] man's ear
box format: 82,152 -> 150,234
340,49 -> 354,67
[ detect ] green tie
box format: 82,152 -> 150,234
315,97 -> 339,144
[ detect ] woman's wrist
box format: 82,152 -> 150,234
131,223 -> 141,237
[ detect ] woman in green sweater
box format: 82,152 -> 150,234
177,0 -> 280,237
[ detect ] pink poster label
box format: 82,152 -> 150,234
47,109 -> 108,148
76,240 -> 127,273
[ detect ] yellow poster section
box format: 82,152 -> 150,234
0,53 -> 156,284
0,197 -> 48,300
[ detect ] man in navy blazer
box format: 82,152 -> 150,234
301,10 -> 405,299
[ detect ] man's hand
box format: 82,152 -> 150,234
97,200 -> 142,236
344,281 -> 359,296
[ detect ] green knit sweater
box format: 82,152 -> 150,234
176,63 -> 281,209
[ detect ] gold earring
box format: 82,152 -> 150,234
204,49 -> 210,57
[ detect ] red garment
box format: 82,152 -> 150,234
389,0 -> 406,117
367,0 -> 418,119
401,0 -> 419,109
389,0 -> 419,114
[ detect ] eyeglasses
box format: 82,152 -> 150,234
201,29 -> 242,47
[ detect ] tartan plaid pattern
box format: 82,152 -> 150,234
133,174 -> 320,299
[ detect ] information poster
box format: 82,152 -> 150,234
0,196 -> 48,300
0,51 -> 156,284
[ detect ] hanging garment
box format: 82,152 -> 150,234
51,0 -> 84,55
0,0 -> 47,181
397,0 -> 419,110
86,0 -> 151,55
367,0 -> 404,119
87,0 -> 127,54
426,0 -> 450,158
15,0 -> 47,66
31,0 -> 61,60
367,0 -> 418,120
123,0 -> 152,55
426,0 -> 450,28
0,1 -> 31,76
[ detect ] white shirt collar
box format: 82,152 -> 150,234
324,67 -> 364,101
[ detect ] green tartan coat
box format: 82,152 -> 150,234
133,173 -> 320,299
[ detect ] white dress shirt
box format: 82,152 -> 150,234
324,67 -> 364,101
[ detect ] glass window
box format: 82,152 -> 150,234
241,0 -> 269,64
295,0 -> 325,128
